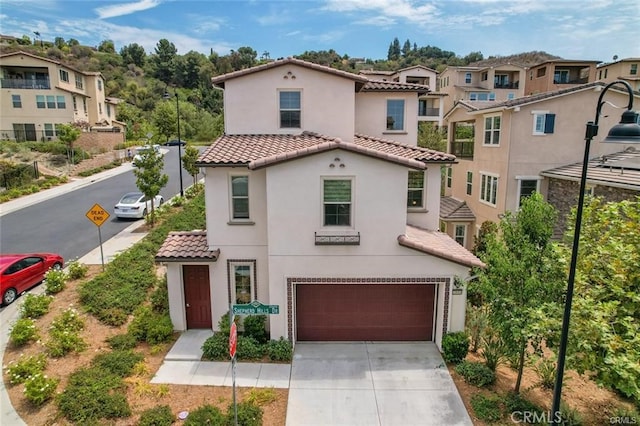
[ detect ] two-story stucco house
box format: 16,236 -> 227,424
441,81 -> 639,247
596,57 -> 640,92
155,58 -> 483,350
0,51 -> 123,141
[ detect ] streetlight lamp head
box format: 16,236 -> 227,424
602,110 -> 640,144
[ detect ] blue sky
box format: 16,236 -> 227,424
1,0 -> 638,62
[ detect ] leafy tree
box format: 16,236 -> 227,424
182,145 -> 200,186
132,149 -> 168,226
417,122 -> 446,151
56,123 -> 81,166
402,39 -> 412,57
120,43 -> 146,67
229,46 -> 257,71
464,51 -> 484,64
151,39 -> 177,84
54,37 -> 67,49
559,197 -> 640,401
98,40 -> 115,54
151,100 -> 177,143
67,38 -> 79,46
176,50 -> 207,88
476,193 -> 565,393
387,37 -> 401,61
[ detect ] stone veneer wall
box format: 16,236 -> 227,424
547,178 -> 638,238
75,132 -> 125,154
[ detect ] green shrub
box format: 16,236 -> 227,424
202,332 -> 229,360
441,331 -> 469,364
128,306 -> 174,344
481,335 -> 506,371
150,278 -> 169,314
227,401 -> 263,426
244,388 -> 278,406
455,361 -> 496,387
67,259 -> 89,279
237,336 -> 265,360
465,304 -> 488,352
46,308 -> 87,357
470,393 -> 502,422
9,318 -> 39,346
266,338 -> 293,362
559,402 -> 583,426
243,315 -> 267,343
138,405 -> 174,426
218,311 -> 231,334
58,367 -> 131,423
183,404 -> 225,425
505,392 -> 544,422
106,333 -> 138,350
532,355 -> 557,389
92,350 -> 144,377
24,372 -> 58,406
4,353 -> 47,384
20,294 -> 53,318
51,307 -> 85,332
44,267 -> 67,293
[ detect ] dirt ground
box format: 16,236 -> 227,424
4,266 -> 634,425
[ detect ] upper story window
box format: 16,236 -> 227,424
75,74 -> 83,90
536,67 -> 546,78
36,95 -> 45,109
483,115 -> 501,145
446,167 -> 452,188
481,72 -> 488,81
279,90 -> 301,128
604,69 -> 608,78
554,69 -> 569,84
454,224 -> 466,246
56,96 -> 66,109
323,178 -> 352,226
230,175 -> 250,220
466,171 -> 473,196
12,95 -> 21,108
631,64 -> 638,75
469,92 -> 495,101
480,173 -> 498,206
465,72 -> 472,84
59,69 -> 69,83
46,95 -> 56,109
83,98 -> 87,113
73,96 -> 77,111
97,79 -> 103,91
407,171 -> 425,208
386,99 -> 405,131
518,178 -> 539,207
533,112 -> 555,135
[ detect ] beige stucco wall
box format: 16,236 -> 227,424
354,91 -> 419,145
222,64 -> 356,141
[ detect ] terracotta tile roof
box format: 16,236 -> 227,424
440,197 -> 476,220
211,57 -> 369,88
197,132 -> 456,169
155,231 -> 220,262
398,225 -> 485,269
362,80 -> 430,93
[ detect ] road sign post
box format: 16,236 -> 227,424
85,203 -> 110,270
230,314 -> 238,425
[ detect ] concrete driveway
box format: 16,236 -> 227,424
286,342 -> 472,426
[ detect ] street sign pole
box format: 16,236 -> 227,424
229,310 -> 238,426
85,203 -> 110,271
97,226 -> 105,270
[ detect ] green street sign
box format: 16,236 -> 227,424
232,300 -> 279,315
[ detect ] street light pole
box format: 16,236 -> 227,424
550,80 -> 640,424
164,88 -> 184,197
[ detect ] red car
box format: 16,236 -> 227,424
1,253 -> 63,306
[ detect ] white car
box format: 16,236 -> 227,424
133,144 -> 161,164
114,192 -> 164,219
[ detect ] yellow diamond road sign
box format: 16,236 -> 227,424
86,203 -> 110,227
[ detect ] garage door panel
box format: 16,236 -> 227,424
296,283 -> 434,341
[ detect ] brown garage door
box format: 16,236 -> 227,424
296,283 -> 435,341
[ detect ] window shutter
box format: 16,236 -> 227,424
544,114 -> 556,134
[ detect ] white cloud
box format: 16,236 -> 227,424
95,0 -> 163,19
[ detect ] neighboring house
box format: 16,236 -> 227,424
0,50 -> 121,141
541,147 -> 640,237
596,57 -> 640,92
524,59 -> 599,96
438,63 -> 527,115
155,58 -> 483,350
441,81 -> 639,248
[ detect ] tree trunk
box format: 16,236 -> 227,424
514,343 -> 526,393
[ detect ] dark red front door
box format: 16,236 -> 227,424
183,265 -> 212,329
296,283 -> 435,341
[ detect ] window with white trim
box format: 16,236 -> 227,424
59,69 -> 69,82
230,175 -> 249,220
483,115 -> 501,145
72,96 -> 77,111
454,224 -> 466,246
323,178 -> 352,226
630,64 -> 638,75
465,72 -> 472,84
231,262 -> 254,304
533,112 -> 555,134
407,171 -> 425,208
12,95 -> 21,108
56,96 -> 66,109
466,171 -> 473,196
517,178 -> 539,207
97,79 -> 103,91
480,173 -> 498,206
44,123 -> 56,137
386,99 -> 405,131
279,90 -> 301,128
75,74 -> 83,89
46,95 -> 56,109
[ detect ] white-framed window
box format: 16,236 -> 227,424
230,175 -> 250,220
466,171 -> 473,196
465,72 -> 472,84
44,123 -> 56,137
630,64 -> 638,75
56,96 -> 66,109
36,95 -> 45,109
446,167 -> 452,188
483,115 -> 501,145
97,79 -> 103,91
407,170 -> 425,208
11,95 -> 21,108
59,69 -> 69,82
480,173 -> 498,206
507,93 -> 515,100
83,98 -> 87,113
73,96 -> 77,111
46,95 -> 56,109
533,112 -> 556,135
323,178 -> 352,226
279,90 -> 301,128
516,177 -> 541,207
230,261 -> 255,304
454,224 -> 467,246
386,99 -> 405,131
469,92 -> 494,101
75,74 -> 83,89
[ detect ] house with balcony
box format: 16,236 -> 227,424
0,51 -> 122,142
155,58 -> 483,349
440,81 -> 638,249
524,59 -> 599,96
360,65 -> 446,127
438,63 -> 527,115
596,57 -> 640,92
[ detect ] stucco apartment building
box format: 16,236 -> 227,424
0,50 -> 123,142
524,59 -> 599,95
441,81 -> 639,249
155,58 -> 483,350
596,57 -> 640,92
